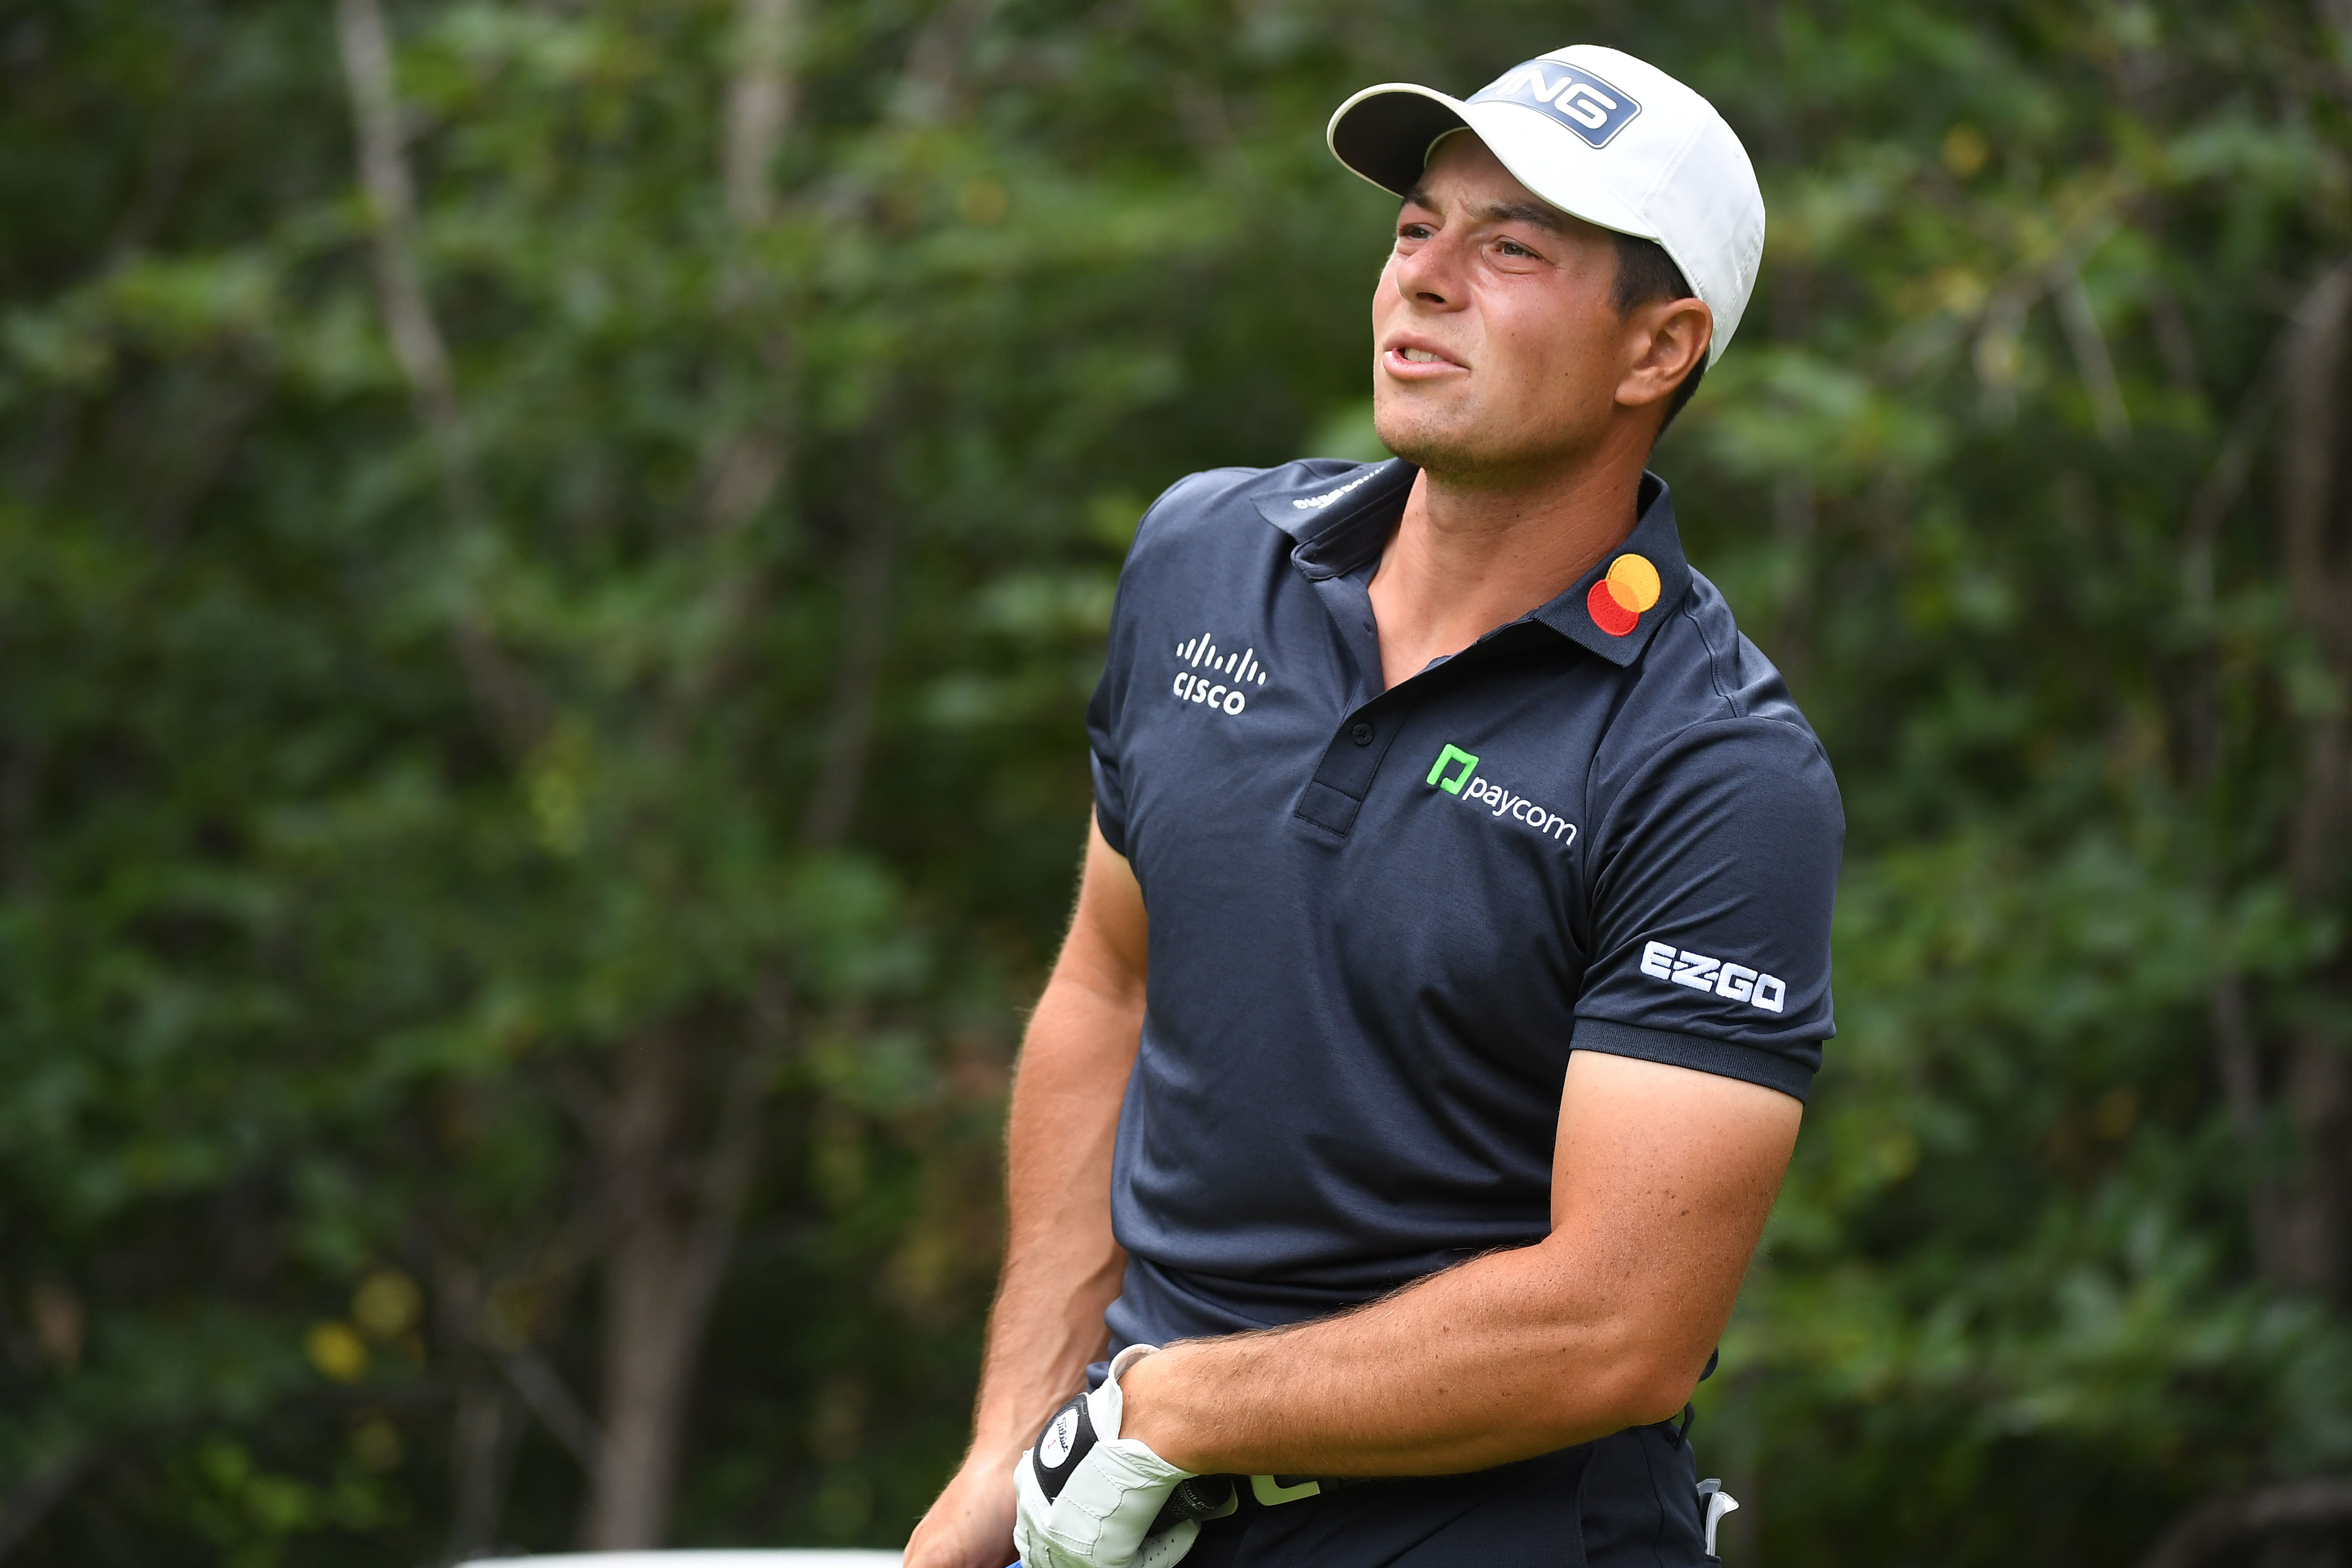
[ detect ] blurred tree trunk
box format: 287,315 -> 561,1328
445,1383 -> 520,1563
702,0 -> 801,534
585,1031 -> 702,1548
724,0 -> 799,231
576,0 -> 804,1547
801,426 -> 895,849
582,998 -> 785,1548
334,0 -> 545,760
337,1 -> 563,1549
2271,262 -> 2352,1310
583,1037 -> 683,1550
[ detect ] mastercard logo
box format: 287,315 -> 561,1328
1586,553 -> 1660,637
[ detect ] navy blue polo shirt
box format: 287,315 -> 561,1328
1087,456 -> 1842,1353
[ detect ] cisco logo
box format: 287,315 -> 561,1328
1172,631 -> 1268,717
1468,59 -> 1642,149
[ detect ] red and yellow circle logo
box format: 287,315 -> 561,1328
1586,553 -> 1660,637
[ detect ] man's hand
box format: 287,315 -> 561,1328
905,1452 -> 1020,1568
1013,1346 -> 1199,1568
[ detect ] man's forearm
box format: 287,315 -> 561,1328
964,937 -> 1146,1464
1117,1054 -> 1800,1479
906,824 -> 1148,1568
1115,1237 -> 1693,1477
964,1213 -> 1123,1466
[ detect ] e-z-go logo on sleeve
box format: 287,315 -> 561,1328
1427,743 -> 1576,846
1172,631 -> 1267,716
1641,941 -> 1788,1014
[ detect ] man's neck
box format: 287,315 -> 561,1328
1366,445 -> 1648,691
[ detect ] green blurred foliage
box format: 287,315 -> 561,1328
1,0 -> 2350,1563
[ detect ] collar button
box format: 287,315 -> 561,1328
1350,721 -> 1374,746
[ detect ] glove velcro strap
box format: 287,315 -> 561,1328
1040,1438 -> 1194,1559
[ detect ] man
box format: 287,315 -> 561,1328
906,43 -> 1839,1568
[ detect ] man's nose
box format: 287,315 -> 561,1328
1391,232 -> 1468,309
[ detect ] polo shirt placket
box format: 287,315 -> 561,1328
1280,464 -> 1693,844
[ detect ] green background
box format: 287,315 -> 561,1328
3,0 -> 2350,1562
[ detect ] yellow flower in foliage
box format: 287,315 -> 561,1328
352,1271 -> 421,1339
305,1321 -> 369,1383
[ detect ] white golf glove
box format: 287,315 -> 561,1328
1012,1344 -> 1201,1568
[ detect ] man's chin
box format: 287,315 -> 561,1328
1374,408 -> 1587,484
1372,407 -> 1474,472
1374,418 -> 1515,479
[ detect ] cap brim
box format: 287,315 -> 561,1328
1326,84 -> 1661,247
1327,84 -> 1473,198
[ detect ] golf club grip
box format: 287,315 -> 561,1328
1153,1473 -> 1238,1531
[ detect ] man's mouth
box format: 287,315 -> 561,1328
1385,341 -> 1464,372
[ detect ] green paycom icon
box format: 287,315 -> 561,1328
1427,743 -> 1480,794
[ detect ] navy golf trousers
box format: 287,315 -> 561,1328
1178,1419 -> 1710,1568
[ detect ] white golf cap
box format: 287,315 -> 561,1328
1327,45 -> 1765,365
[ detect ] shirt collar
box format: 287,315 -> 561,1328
1252,459 -> 1417,564
1529,471 -> 1692,668
1249,460 -> 1693,669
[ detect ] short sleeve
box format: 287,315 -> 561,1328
1085,479 -> 1193,859
1572,718 -> 1843,1100
1086,602 -> 1135,858
1087,744 -> 1130,857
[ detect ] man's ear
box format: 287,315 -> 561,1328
1617,297 -> 1713,410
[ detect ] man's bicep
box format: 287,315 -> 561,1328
1548,1051 -> 1801,1400
1002,819 -> 1147,1246
1055,813 -> 1147,1007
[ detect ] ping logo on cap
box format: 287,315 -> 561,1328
1469,59 -> 1642,149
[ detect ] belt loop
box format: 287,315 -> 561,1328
1669,1402 -> 1695,1447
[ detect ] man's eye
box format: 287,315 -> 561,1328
1399,224 -> 1432,240
1498,239 -> 1532,257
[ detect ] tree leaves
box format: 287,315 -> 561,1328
3,0 -> 2351,1561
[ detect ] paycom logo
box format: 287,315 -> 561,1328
1428,744 -> 1576,847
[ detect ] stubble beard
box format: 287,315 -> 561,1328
1372,385 -> 1588,490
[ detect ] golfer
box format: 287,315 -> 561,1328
907,43 -> 1840,1568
